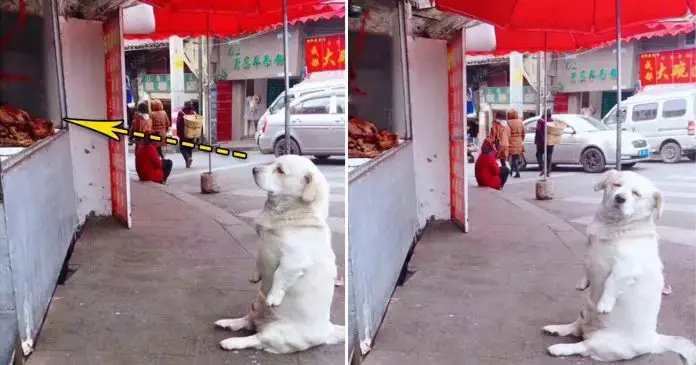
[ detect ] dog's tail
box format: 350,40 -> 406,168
325,324 -> 345,345
653,334 -> 696,365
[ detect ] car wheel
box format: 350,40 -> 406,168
660,142 -> 682,163
273,137 -> 300,157
623,163 -> 637,169
686,151 -> 696,162
580,147 -> 606,173
314,155 -> 330,160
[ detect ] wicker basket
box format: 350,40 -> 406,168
547,121 -> 567,146
184,114 -> 204,138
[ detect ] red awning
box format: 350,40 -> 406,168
437,0 -> 695,33
126,1 -> 344,40
469,21 -> 696,56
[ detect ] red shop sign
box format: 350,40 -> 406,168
304,35 -> 346,73
104,11 -> 131,228
447,31 -> 468,232
640,49 -> 696,86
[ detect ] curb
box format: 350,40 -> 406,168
489,188 -> 589,260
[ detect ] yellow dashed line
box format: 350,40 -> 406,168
215,148 -> 230,155
132,131 -> 145,138
232,151 -> 248,159
114,128 -> 129,135
181,141 -> 195,148
165,138 -> 178,145
198,144 -> 213,152
149,135 -> 162,141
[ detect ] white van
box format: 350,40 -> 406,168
255,76 -> 345,147
602,86 -> 696,163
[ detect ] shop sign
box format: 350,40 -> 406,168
485,86 -> 537,105
219,28 -> 301,80
447,32 -> 468,232
229,48 -> 285,71
103,11 -> 131,228
570,67 -> 618,84
142,74 -> 199,93
304,35 -> 346,73
640,49 -> 696,86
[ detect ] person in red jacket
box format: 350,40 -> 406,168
135,141 -> 173,184
475,138 -> 510,190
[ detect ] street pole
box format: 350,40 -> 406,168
198,36 -> 203,121
615,0 -> 623,170
536,52 -> 542,115
206,15 -> 212,173
282,0 -> 291,154
542,33 -> 548,181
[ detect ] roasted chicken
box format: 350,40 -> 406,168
348,117 -> 399,158
0,105 -> 55,147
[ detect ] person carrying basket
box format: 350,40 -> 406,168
176,100 -> 199,168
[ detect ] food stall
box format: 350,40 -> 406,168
0,1 -> 130,362
347,0 -> 495,359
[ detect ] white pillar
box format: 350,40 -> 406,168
509,52 -> 524,116
169,36 -> 186,123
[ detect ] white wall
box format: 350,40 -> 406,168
60,18 -> 112,223
408,37 -> 451,225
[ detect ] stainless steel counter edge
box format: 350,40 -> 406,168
348,140 -> 412,183
1,129 -> 69,173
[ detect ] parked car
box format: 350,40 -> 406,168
519,114 -> 651,173
601,86 -> 696,163
257,89 -> 346,158
255,77 -> 345,146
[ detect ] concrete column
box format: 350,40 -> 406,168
509,52 -> 524,116
169,36 -> 186,122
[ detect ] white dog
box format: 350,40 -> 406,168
543,169 -> 696,364
215,155 -> 344,353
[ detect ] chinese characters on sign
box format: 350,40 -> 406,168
447,35 -> 467,230
304,35 -> 346,73
103,13 -> 131,228
231,52 -> 284,71
142,74 -> 199,93
640,49 -> 696,86
570,68 -> 618,83
484,87 -> 537,105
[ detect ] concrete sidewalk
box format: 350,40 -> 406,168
363,188 -> 695,365
26,182 -> 344,365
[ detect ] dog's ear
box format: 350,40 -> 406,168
653,188 -> 664,220
594,169 -> 620,192
301,171 -> 327,204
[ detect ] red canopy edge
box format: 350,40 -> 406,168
436,0 -> 695,34
125,3 -> 345,40
468,21 -> 696,56
138,0 -> 333,15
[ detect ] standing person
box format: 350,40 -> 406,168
135,140 -> 173,184
177,100 -> 196,168
130,101 -> 152,150
535,110 -> 555,177
475,138 -> 509,190
150,99 -> 171,158
507,108 -> 526,178
489,110 -> 511,168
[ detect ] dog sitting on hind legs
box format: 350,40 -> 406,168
543,169 -> 696,364
214,155 -> 345,354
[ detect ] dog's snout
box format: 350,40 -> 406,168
252,166 -> 259,175
614,194 -> 626,204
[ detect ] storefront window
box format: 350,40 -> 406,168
0,0 -> 61,154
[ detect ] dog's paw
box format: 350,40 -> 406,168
542,325 -> 563,336
547,343 -> 574,357
249,272 -> 261,284
596,297 -> 615,314
265,292 -> 283,307
215,319 -> 246,332
220,338 -> 242,351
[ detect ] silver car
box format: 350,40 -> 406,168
257,90 -> 346,158
520,114 -> 651,173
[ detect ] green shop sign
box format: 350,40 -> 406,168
570,68 -> 618,83
485,86 -> 538,104
142,74 -> 199,93
228,44 -> 285,71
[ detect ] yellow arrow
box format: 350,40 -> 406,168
64,118 -> 129,141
